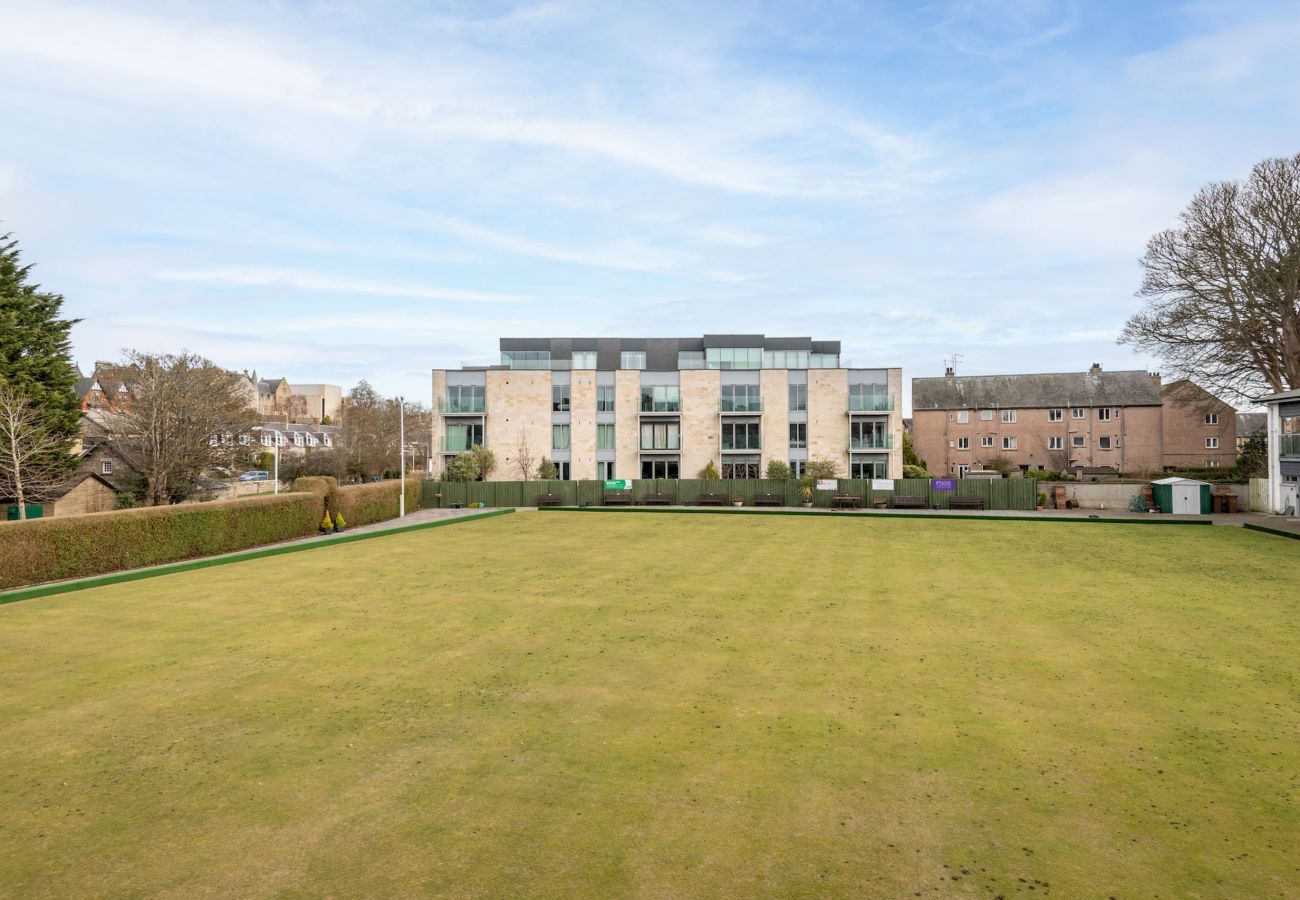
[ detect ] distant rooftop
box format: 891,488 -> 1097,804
913,366 -> 1163,410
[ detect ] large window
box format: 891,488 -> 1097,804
640,421 -> 680,450
444,384 -> 485,413
620,351 -> 646,370
552,424 -> 570,449
640,385 -> 680,412
721,457 -> 760,478
721,384 -> 761,412
808,353 -> 839,368
641,458 -> 679,479
502,350 -> 550,370
554,461 -> 571,480
597,460 -> 615,480
596,385 -> 615,412
552,385 -> 570,412
788,460 -> 806,478
788,384 -> 807,411
597,424 -> 615,450
444,422 -> 483,452
572,351 -> 596,369
850,419 -> 887,449
721,421 -> 761,450
848,383 -> 890,412
789,423 -> 807,449
850,457 -> 886,478
678,351 -> 705,369
762,350 -> 809,369
706,347 -> 762,370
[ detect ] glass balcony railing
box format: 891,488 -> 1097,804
847,395 -> 895,413
440,436 -> 483,452
639,402 -> 682,413
1280,433 -> 1300,457
721,439 -> 762,451
439,397 -> 487,414
719,399 -> 763,413
640,437 -> 682,451
849,435 -> 893,451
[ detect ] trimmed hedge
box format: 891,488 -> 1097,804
0,493 -> 322,591
292,476 -> 338,499
332,480 -> 422,527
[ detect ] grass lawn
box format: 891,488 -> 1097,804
0,512 -> 1296,897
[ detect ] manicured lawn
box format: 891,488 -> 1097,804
0,512 -> 1296,897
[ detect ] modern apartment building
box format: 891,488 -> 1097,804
911,364 -> 1237,476
432,336 -> 903,481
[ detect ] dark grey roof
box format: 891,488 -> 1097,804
1236,412 -> 1265,437
913,370 -> 1163,410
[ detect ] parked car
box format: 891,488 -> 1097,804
238,471 -> 271,482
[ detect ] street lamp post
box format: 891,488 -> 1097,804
261,427 -> 284,495
399,397 -> 406,518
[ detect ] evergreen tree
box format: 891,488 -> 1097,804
0,234 -> 80,440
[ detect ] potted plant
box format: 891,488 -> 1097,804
730,493 -> 744,507
333,511 -> 346,532
799,476 -> 814,508
1037,491 -> 1047,512
319,512 -> 333,535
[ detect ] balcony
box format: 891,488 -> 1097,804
847,395 -> 895,413
849,435 -> 893,451
438,397 -> 487,415
639,403 -> 682,415
440,436 -> 483,452
719,399 -> 763,413
1280,433 -> 1300,457
640,438 -> 682,451
721,439 -> 762,452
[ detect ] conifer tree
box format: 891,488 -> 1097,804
0,233 -> 81,440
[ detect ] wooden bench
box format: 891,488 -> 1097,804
831,494 -> 864,509
891,494 -> 927,509
695,493 -> 728,506
643,492 -> 675,506
948,495 -> 985,510
753,493 -> 784,507
602,490 -> 633,506
536,493 -> 563,507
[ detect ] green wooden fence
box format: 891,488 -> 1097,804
421,478 -> 1035,510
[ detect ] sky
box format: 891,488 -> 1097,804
1,0 -> 1296,411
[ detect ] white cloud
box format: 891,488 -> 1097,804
153,267 -> 527,304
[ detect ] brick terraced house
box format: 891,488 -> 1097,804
431,336 -> 903,481
911,364 -> 1237,477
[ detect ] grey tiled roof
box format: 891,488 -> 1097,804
913,370 -> 1163,410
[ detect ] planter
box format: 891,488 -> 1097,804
801,501 -> 813,508
1036,506 -> 1044,512
731,501 -> 743,507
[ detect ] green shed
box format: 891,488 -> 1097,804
1151,477 -> 1212,515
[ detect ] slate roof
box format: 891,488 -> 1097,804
912,370 -> 1163,410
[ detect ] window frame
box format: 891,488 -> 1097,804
788,422 -> 807,449
1002,436 -> 1017,450
1048,408 -> 1062,422
1001,410 -> 1017,424
620,351 -> 646,370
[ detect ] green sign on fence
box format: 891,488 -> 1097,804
604,480 -> 631,490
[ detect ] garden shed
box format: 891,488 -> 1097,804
1151,477 -> 1212,515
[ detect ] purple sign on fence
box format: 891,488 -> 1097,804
931,478 -> 957,491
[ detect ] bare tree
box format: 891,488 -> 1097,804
106,351 -> 259,505
514,427 -> 536,481
0,384 -> 71,519
1120,153 -> 1300,403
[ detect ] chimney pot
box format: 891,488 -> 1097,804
944,366 -> 954,377
1089,362 -> 1102,375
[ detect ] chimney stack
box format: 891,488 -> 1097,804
1089,362 -> 1102,375
944,366 -> 954,377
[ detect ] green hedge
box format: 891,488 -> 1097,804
0,493 -> 322,591
332,480 -> 422,527
292,476 -> 338,499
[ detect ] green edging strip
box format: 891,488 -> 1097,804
0,509 -> 514,606
537,506 -> 1215,526
1243,522 -> 1300,541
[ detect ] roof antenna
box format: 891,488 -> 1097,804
943,353 -> 963,377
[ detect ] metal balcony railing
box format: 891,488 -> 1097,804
847,395 -> 895,413
438,397 -> 487,414
849,435 -> 893,451
440,436 -> 483,452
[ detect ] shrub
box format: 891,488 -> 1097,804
765,460 -> 791,480
536,458 -> 559,480
902,464 -> 929,479
320,513 -> 334,532
1023,469 -> 1058,481
332,480 -> 422,527
805,459 -> 840,480
333,512 -> 346,529
445,452 -> 480,482
698,460 -> 720,479
0,493 -> 321,591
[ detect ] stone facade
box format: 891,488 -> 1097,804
759,369 -> 789,474
680,369 -> 720,477
569,371 -> 597,479
486,370 -> 551,479
44,474 -> 118,516
614,371 -> 640,481
807,369 -> 849,469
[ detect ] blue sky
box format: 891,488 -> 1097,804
1,0 -> 1296,410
